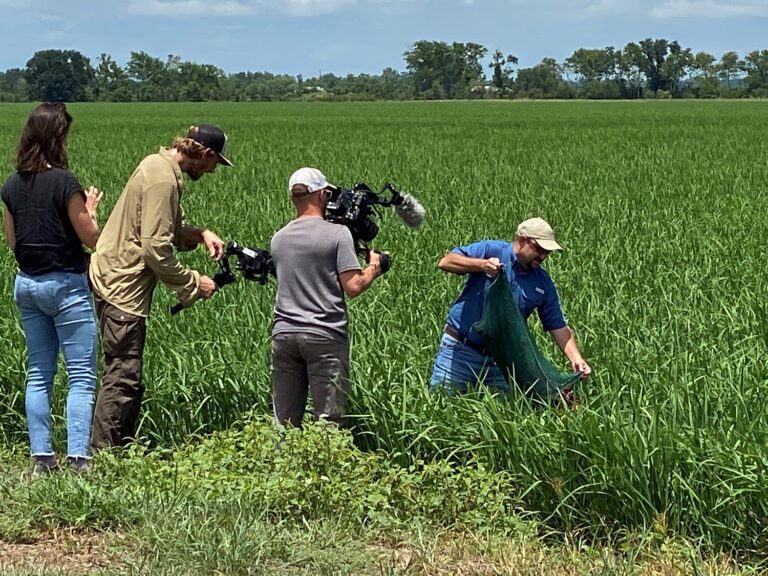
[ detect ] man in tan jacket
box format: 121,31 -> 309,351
89,124 -> 231,450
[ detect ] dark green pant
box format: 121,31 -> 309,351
90,294 -> 147,451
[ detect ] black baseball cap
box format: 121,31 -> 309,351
187,124 -> 233,167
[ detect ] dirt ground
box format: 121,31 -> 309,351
0,531 -> 123,575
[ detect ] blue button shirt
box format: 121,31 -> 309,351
445,240 -> 566,347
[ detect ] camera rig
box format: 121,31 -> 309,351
170,181 -> 423,314
324,181 -> 422,257
170,240 -> 274,315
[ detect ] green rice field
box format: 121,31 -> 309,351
0,101 -> 767,573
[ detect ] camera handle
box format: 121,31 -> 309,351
365,249 -> 391,275
170,258 -> 237,315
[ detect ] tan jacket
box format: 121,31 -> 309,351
89,148 -> 201,317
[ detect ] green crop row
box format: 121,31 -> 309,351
0,101 -> 767,550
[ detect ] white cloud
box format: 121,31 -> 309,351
584,0 -> 629,15
282,0 -> 357,17
281,0 -> 416,17
0,0 -> 30,6
649,0 -> 768,18
125,0 -> 258,17
123,0 -> 417,18
35,13 -> 63,21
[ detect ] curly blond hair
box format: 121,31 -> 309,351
171,136 -> 216,161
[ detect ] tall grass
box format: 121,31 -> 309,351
0,101 -> 767,548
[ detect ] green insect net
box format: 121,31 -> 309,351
473,271 -> 581,400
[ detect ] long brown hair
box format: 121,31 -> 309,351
15,102 -> 73,172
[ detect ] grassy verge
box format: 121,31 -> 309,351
0,420 -> 765,575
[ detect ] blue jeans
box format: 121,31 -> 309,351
429,332 -> 509,394
13,271 -> 97,459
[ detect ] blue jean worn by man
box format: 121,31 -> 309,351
430,218 -> 592,394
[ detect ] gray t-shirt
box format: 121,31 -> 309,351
271,217 -> 362,341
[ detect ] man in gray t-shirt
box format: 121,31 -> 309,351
270,167 -> 386,427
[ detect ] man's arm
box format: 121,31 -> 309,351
140,181 -> 217,306
438,252 -> 501,276
550,326 -> 591,378
177,225 -> 225,260
339,251 -> 382,298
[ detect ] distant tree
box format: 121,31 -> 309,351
660,46 -> 694,96
179,63 -> 224,101
90,53 -> 132,102
127,51 -> 166,101
163,54 -> 183,98
488,49 -> 518,90
454,42 -> 488,97
741,50 -> 768,95
717,51 -> 742,90
688,51 -> 719,97
379,67 -> 414,99
607,48 -> 636,97
623,38 -> 692,95
25,49 -> 93,101
8,43 -> 768,103
564,46 -> 623,98
221,71 -> 263,101
618,45 -> 644,98
515,58 -> 572,98
243,72 -> 298,101
0,68 -> 28,101
565,47 -> 616,82
691,51 -> 716,77
330,73 -> 378,100
403,40 -> 488,98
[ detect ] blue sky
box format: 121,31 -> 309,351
1,0 -> 766,77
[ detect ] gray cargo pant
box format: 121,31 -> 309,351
271,332 -> 350,428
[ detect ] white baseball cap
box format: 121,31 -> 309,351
288,167 -> 336,195
516,217 -> 563,252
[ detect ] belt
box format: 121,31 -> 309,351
443,325 -> 491,356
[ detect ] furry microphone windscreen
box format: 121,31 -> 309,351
393,194 -> 425,229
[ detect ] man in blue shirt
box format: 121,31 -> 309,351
429,217 -> 591,394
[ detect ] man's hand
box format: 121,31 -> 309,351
367,249 -> 382,276
572,359 -> 592,379
201,229 -> 225,260
483,257 -> 501,277
198,275 -> 218,299
366,249 -> 391,275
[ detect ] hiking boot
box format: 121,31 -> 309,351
67,456 -> 92,473
31,455 -> 60,477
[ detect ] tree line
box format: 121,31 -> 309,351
1,39 -> 766,103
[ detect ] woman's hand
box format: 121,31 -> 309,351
84,186 -> 103,221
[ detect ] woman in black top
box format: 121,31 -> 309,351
1,102 -> 101,474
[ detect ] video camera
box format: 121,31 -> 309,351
324,182 -> 425,258
170,240 -> 274,315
